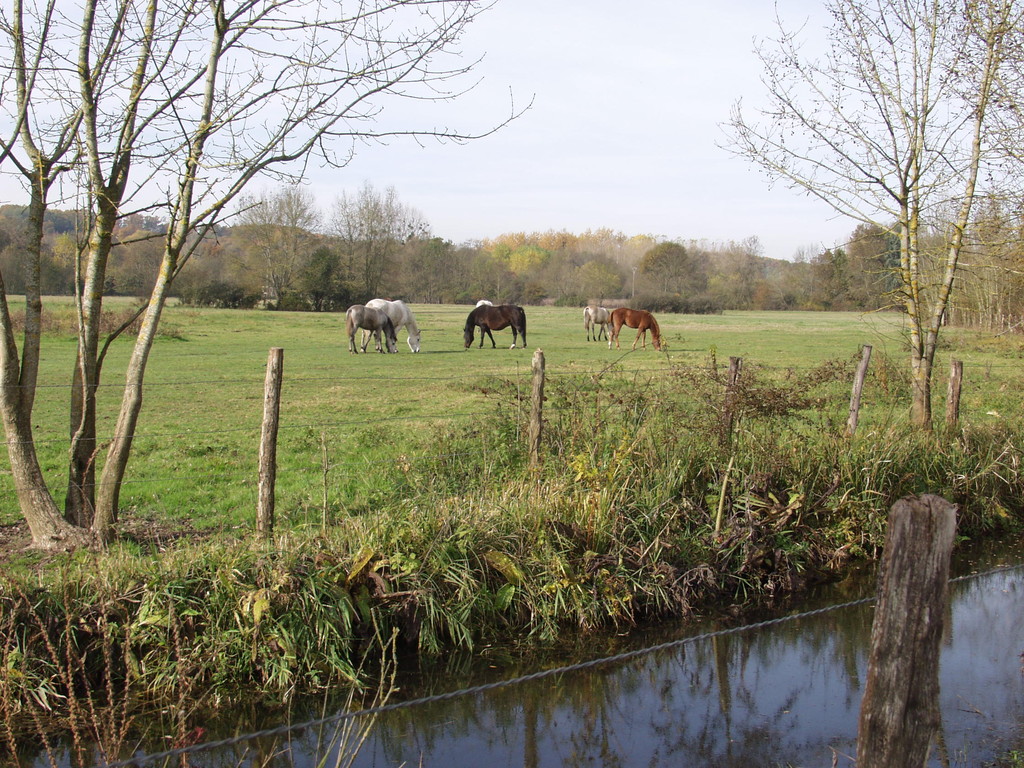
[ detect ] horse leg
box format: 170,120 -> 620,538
633,329 -> 645,351
348,329 -> 358,354
484,327 -> 496,348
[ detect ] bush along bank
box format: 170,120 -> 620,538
2,364 -> 1023,741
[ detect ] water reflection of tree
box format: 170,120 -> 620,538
331,600 -> 879,768
188,567 -> 1021,768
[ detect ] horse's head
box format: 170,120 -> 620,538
408,328 -> 421,353
651,318 -> 663,351
463,311 -> 476,348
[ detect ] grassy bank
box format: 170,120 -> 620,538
1,305 -> 1023,755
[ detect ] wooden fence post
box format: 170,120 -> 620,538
721,356 -> 742,443
529,348 -> 545,470
857,494 -> 957,768
946,359 -> 963,428
846,344 -> 872,437
257,347 -> 284,540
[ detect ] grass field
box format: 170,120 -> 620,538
3,302 -> 1021,533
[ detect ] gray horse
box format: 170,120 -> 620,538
345,305 -> 398,354
584,305 -> 611,342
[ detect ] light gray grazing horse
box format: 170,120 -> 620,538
365,298 -> 421,352
584,305 -> 611,342
345,305 -> 397,354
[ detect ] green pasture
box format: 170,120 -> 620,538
3,303 -> 1021,532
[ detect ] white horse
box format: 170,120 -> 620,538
475,299 -> 494,307
584,305 -> 611,342
365,298 -> 421,352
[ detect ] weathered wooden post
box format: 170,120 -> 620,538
529,348 -> 545,470
721,356 -> 742,443
857,494 -> 957,768
257,347 -> 284,540
846,344 -> 872,437
945,359 -> 963,428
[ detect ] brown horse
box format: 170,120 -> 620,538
464,304 -> 527,349
609,307 -> 662,351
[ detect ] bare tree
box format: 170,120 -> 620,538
0,0 -> 520,549
236,186 -> 322,305
330,181 -> 429,300
725,0 -> 1024,427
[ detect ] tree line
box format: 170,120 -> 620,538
4,186 -> 1022,325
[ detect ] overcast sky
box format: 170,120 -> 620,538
307,0 -> 851,262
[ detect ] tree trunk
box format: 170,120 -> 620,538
66,200 -> 118,527
65,353 -> 97,526
909,350 -> 932,428
0,180 -> 89,549
93,256 -> 175,542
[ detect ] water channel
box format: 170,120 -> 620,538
320,538 -> 1024,768
37,537 -> 1024,768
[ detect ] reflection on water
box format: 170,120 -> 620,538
303,541 -> 1024,768
36,541 -> 1024,768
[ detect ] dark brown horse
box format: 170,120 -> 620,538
609,307 -> 662,351
464,304 -> 527,349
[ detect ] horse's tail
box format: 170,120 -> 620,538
344,308 -> 355,336
584,306 -> 591,329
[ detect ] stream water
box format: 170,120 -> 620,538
30,537 -> 1024,768
282,537 -> 1024,768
